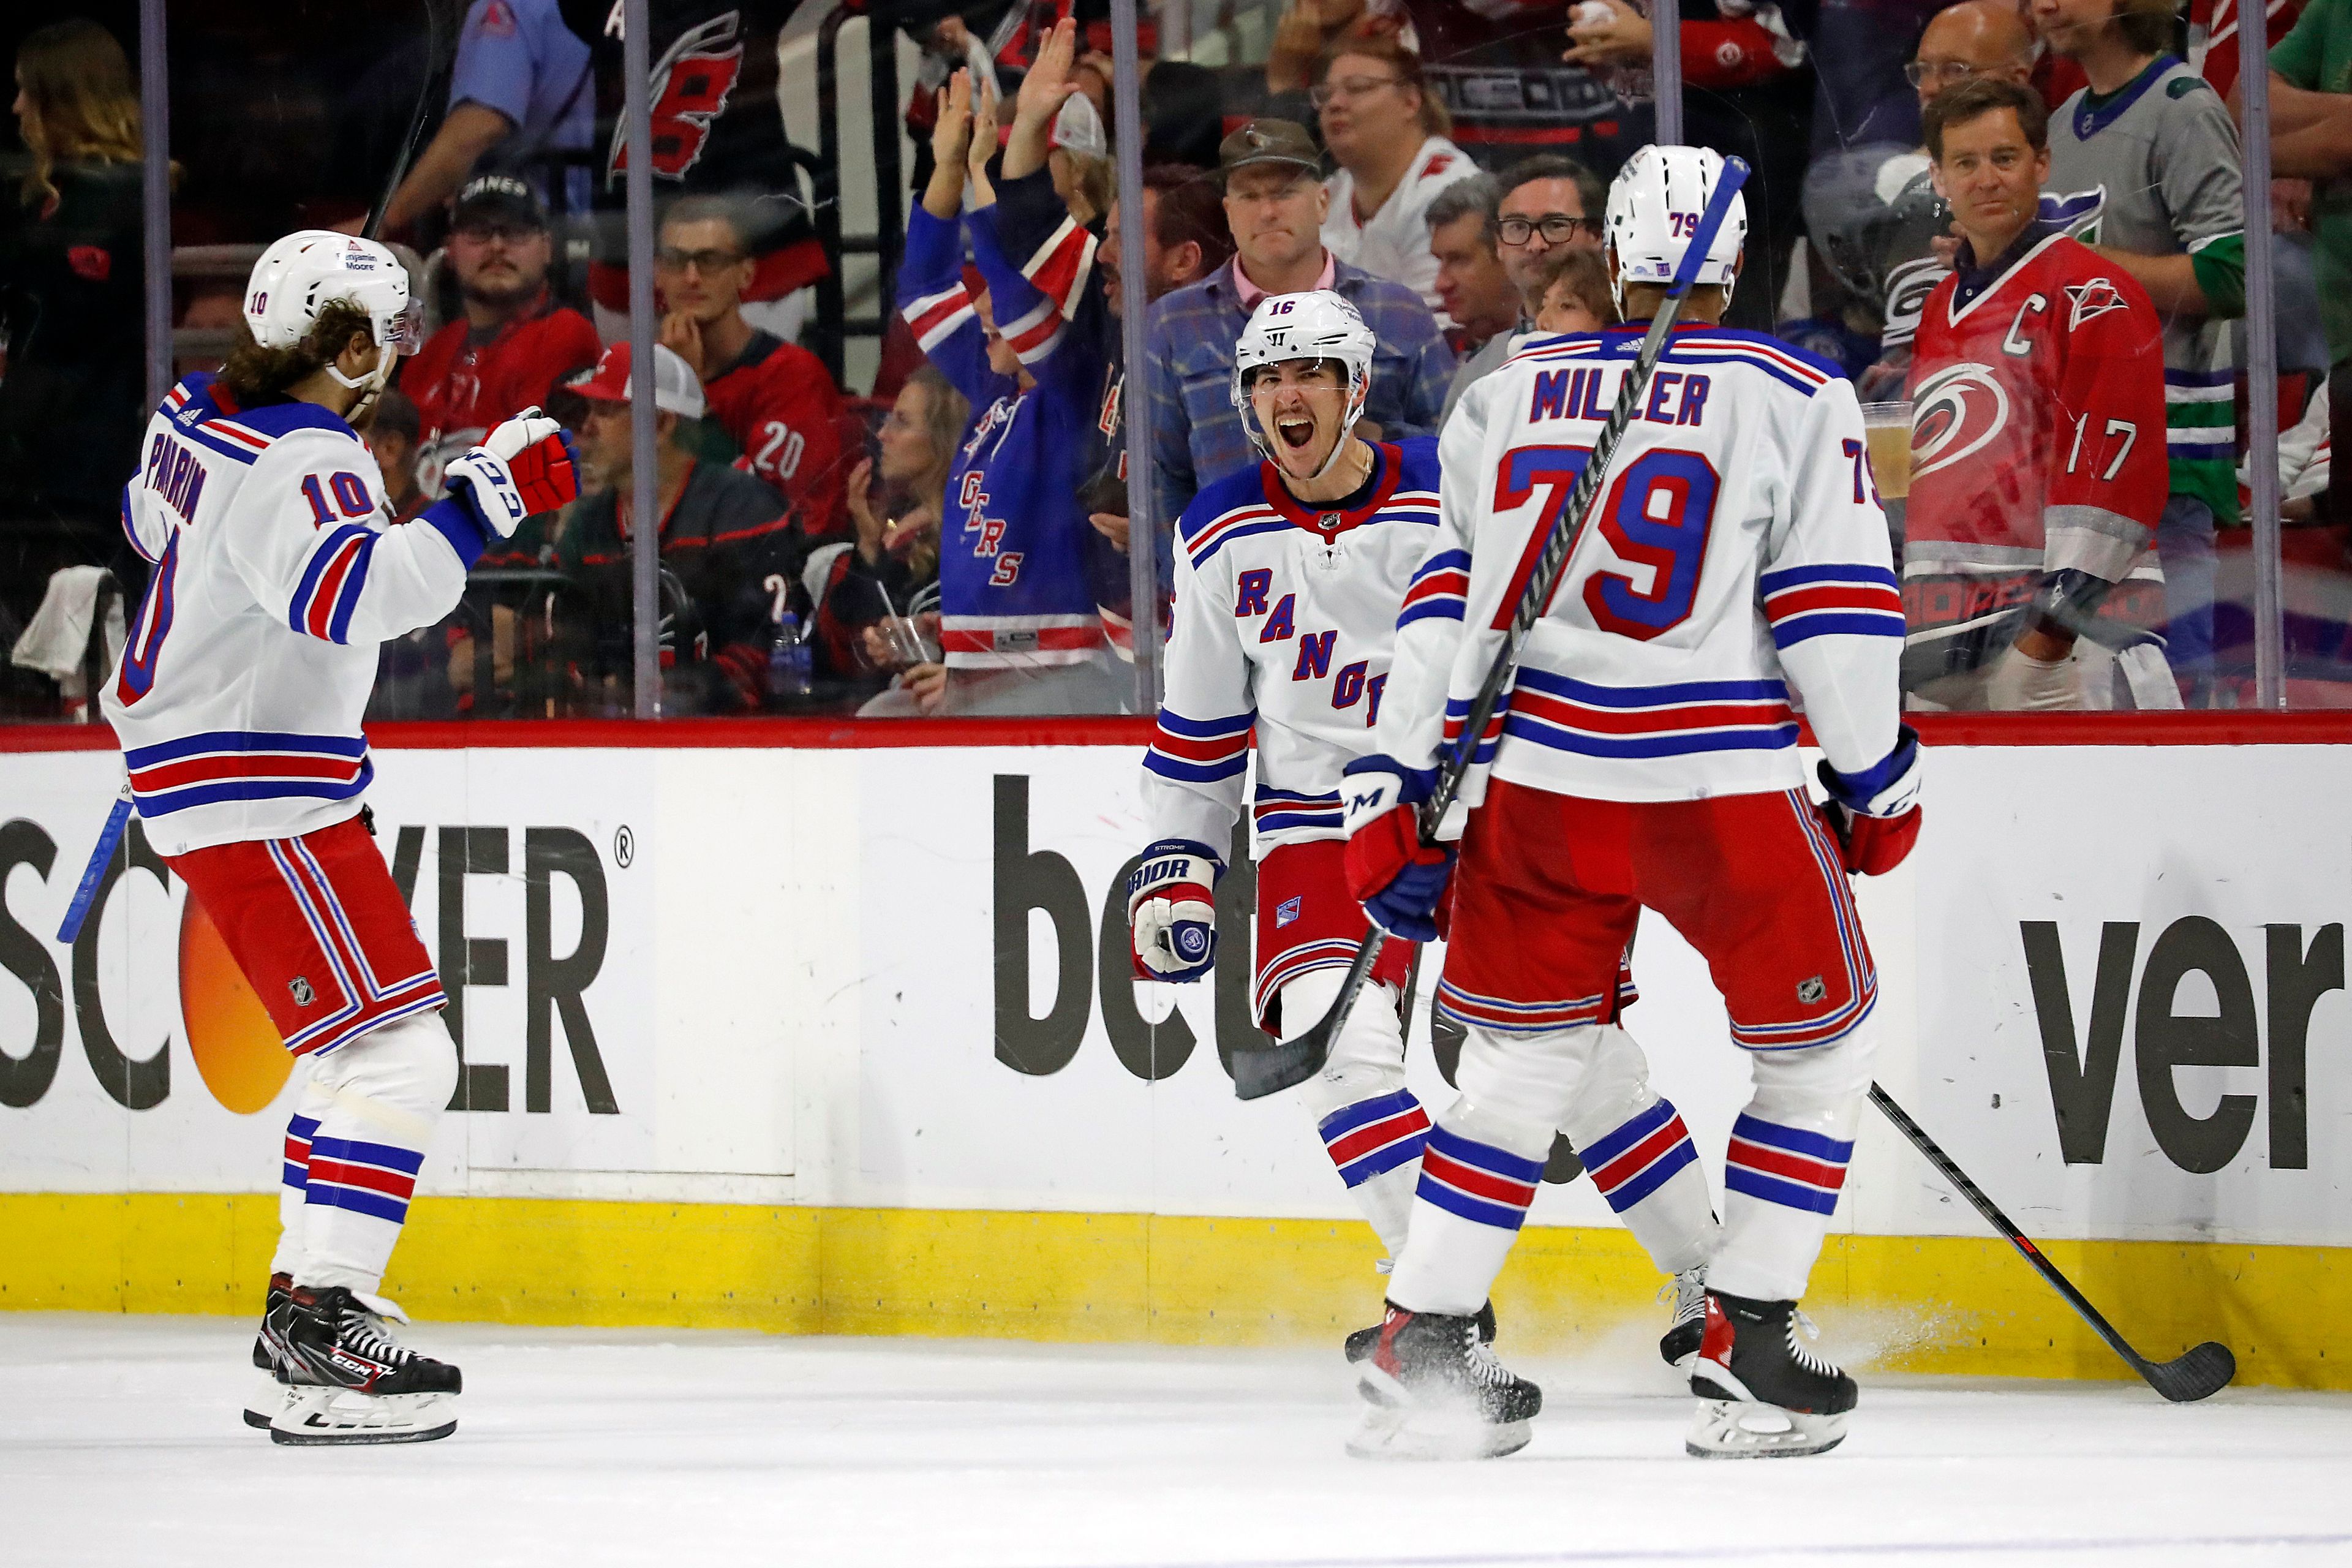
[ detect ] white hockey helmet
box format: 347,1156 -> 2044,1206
1228,289 -> 1376,480
1604,144 -> 1747,313
243,230 -> 422,398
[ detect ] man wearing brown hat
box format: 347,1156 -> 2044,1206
1144,119 -> 1454,533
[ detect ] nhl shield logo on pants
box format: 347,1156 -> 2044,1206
290,976 -> 315,1007
1796,976 -> 1825,1005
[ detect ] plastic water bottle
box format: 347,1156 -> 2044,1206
767,612 -> 814,703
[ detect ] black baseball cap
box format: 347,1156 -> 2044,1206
452,174 -> 546,232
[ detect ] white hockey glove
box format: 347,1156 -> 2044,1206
1128,838 -> 1223,982
1984,643 -> 2081,710
443,407 -> 581,538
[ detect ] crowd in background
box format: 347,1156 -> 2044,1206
4,0 -> 2352,717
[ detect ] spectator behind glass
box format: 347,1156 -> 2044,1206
1315,35 -> 1479,320
1425,173 -> 1519,355
2038,0 -> 2248,706
829,367 -> 965,707
345,0 -> 593,239
1905,78 -> 2172,711
401,175 -> 601,497
878,69 -> 1127,717
1807,1 -> 2036,399
0,18 -> 153,619
1146,118 -> 1453,532
548,342 -> 799,715
655,195 -> 850,537
1143,60 -> 1227,168
2251,0 -> 2352,372
1442,153 -> 1606,421
1531,244 -> 1618,333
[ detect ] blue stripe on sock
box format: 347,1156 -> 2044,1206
1338,1133 -> 1427,1188
1317,1088 -> 1422,1142
1423,1123 -> 1547,1184
1580,1097 -> 1676,1169
305,1184 -> 410,1225
306,1134 -> 426,1175
1725,1166 -> 1842,1215
1417,1175 -> 1532,1231
1731,1113 -> 1855,1164
281,1162 -> 307,1191
1600,1138 -> 1698,1213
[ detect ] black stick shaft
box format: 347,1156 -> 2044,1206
1867,1084 -> 2149,1373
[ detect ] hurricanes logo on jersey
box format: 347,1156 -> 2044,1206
2065,277 -> 2130,331
1910,362 -> 2013,483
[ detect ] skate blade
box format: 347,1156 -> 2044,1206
1684,1398 -> 1845,1460
270,1387 -> 458,1446
1346,1369 -> 1532,1461
243,1373 -> 292,1431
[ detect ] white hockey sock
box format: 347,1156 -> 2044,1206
269,1067 -> 331,1281
1560,1026 -> 1720,1278
1385,1101 -> 1555,1316
1709,1026 -> 1875,1302
1292,973 -> 1421,1262
294,1012 -> 458,1297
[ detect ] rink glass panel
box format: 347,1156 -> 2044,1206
0,1 -> 2324,726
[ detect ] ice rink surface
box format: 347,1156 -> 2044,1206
6,1313 -> 2350,1568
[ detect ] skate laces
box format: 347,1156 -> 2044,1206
1785,1308 -> 1842,1379
341,1303 -> 421,1368
1458,1321 -> 1516,1389
1660,1267 -> 1707,1323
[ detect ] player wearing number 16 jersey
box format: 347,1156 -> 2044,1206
1346,146 -> 1922,1461
104,231 -> 579,1446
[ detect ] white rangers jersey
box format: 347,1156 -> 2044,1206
1142,440 -> 1442,858
1377,328 -> 1902,805
1322,137 -> 1479,323
102,374 -> 492,856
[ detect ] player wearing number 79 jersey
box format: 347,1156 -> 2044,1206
1346,146 -> 1921,1460
103,231 -> 578,1446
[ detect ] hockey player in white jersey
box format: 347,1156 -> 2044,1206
1128,291 -> 1721,1392
104,231 -> 579,1444
1343,146 -> 1922,1460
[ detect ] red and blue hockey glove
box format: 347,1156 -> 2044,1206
444,408 -> 581,538
1817,725 -> 1923,876
1128,839 -> 1223,981
1341,756 -> 1453,943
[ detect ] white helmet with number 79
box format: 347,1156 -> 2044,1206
243,230 -> 423,409
1604,144 -> 1748,314
1229,289 -> 1378,481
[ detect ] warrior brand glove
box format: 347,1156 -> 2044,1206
443,407 -> 581,538
1341,756 -> 1453,943
1817,725 -> 1924,876
1128,839 -> 1223,982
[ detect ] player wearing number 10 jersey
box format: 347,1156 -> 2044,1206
104,232 -> 578,1446
1345,147 -> 1922,1461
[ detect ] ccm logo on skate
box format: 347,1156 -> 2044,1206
2023,918 -> 2337,1174
0,819 -> 613,1118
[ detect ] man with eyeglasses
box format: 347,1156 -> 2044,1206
1314,37 -> 1479,320
655,197 -> 849,539
400,176 -> 600,500
1809,0 -> 2037,398
1439,153 -> 1608,423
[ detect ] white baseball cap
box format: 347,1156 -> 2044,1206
1052,92 -> 1107,160
567,340 -> 706,418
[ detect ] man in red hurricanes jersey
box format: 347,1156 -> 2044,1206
399,177 -> 602,496
657,196 -> 850,537
1905,78 -> 2171,710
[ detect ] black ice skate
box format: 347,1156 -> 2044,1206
1349,1304 -> 1541,1460
1344,1299 -> 1496,1364
1658,1266 -> 1707,1371
1686,1289 -> 1855,1458
241,1273 -> 295,1430
268,1286 -> 461,1446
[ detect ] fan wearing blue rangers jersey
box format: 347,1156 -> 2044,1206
103,231 -> 579,1446
1344,148 -> 1923,1461
1126,292 -> 1718,1389
884,69 -> 1123,716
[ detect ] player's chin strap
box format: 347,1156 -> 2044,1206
326,343 -> 395,424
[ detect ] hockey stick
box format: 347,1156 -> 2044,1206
1231,156 -> 1751,1104
57,782 -> 134,945
1867,1083 -> 2236,1402
364,0 -> 464,239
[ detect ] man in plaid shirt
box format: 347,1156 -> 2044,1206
1147,120 -> 1456,532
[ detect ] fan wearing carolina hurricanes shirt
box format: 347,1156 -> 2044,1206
655,195 -> 851,537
